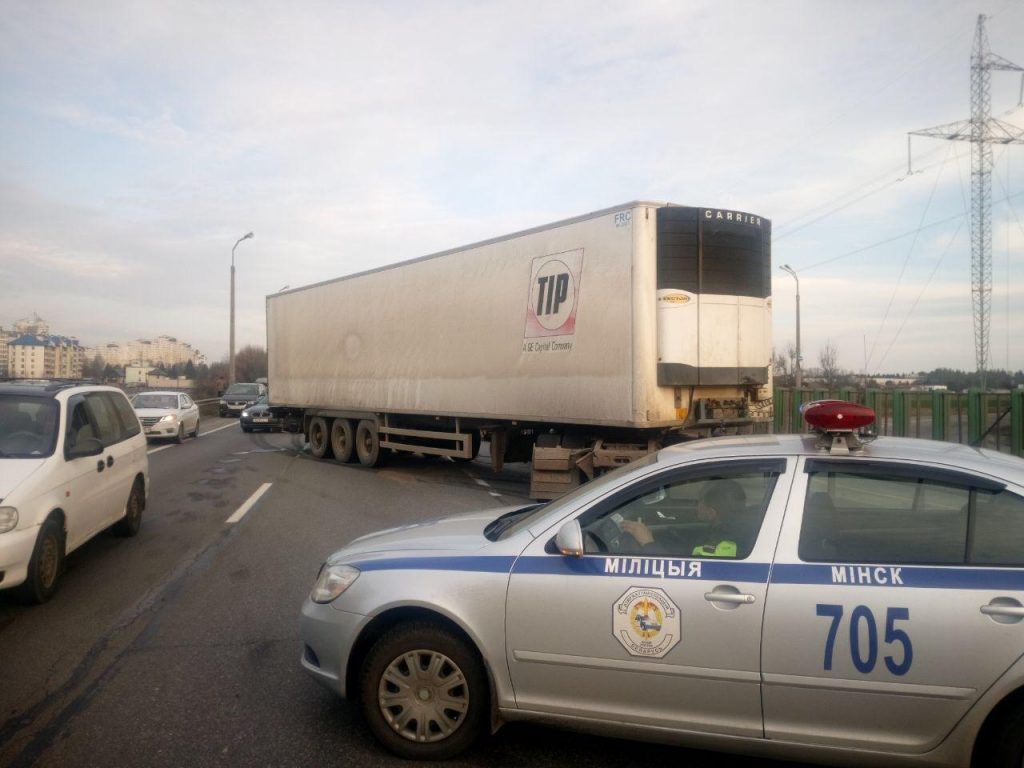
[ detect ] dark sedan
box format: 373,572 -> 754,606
239,396 -> 281,432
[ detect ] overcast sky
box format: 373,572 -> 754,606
1,0 -> 1022,375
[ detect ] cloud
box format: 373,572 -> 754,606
1,0 -> 1022,375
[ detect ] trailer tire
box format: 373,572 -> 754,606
330,419 -> 356,464
309,417 -> 333,459
356,420 -> 388,468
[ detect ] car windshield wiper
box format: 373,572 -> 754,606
484,504 -> 544,541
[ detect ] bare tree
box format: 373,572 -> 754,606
234,345 -> 268,383
772,346 -> 792,387
819,340 -> 841,390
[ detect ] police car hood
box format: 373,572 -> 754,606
328,505 -> 525,561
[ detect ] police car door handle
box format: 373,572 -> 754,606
981,603 -> 1024,618
704,591 -> 756,605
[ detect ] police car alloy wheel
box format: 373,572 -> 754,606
360,621 -> 486,760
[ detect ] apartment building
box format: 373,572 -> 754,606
8,334 -> 84,379
85,335 -> 205,368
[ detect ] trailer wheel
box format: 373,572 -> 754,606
356,420 -> 388,468
331,419 -> 356,464
309,417 -> 333,459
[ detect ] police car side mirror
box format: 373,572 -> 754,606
556,520 -> 584,557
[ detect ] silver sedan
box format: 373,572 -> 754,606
300,423 -> 1024,766
131,391 -> 200,442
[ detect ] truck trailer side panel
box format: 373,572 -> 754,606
268,204 -> 662,427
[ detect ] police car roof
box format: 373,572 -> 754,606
658,433 -> 1024,484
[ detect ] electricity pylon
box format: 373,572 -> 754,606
910,15 -> 1024,389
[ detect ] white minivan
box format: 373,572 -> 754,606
0,381 -> 149,603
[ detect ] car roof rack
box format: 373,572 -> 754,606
0,378 -> 102,392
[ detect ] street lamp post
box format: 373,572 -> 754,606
229,232 -> 254,386
779,264 -> 802,390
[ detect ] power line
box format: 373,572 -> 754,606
908,14 -> 1024,387
875,218 -> 967,371
866,144 -> 952,371
796,189 -> 1024,272
778,144 -> 954,240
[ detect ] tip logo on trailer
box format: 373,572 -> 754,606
523,248 -> 583,353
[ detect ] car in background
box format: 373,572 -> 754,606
0,381 -> 148,603
131,391 -> 200,443
240,395 -> 281,433
219,382 -> 267,417
300,401 -> 1024,766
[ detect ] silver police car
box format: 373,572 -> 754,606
299,402 -> 1024,767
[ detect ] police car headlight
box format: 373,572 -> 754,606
159,414 -> 177,423
311,564 -> 360,603
0,507 -> 18,533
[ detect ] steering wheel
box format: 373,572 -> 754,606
3,431 -> 38,440
0,431 -> 42,453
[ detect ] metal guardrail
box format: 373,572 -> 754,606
195,397 -> 222,416
773,387 -> 1024,458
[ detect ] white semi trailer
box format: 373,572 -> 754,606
267,201 -> 773,497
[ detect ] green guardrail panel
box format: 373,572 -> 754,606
770,388 -> 1022,454
1011,390 -> 1023,458
931,391 -> 945,440
967,389 -> 983,445
773,386 -> 786,434
892,390 -> 908,437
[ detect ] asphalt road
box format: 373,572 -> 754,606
0,420 -> 796,768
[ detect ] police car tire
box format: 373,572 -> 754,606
985,702 -> 1024,767
360,621 -> 487,760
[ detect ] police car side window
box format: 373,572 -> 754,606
799,471 -> 969,564
580,466 -> 781,559
971,490 -> 1024,566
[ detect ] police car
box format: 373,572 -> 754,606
299,402 -> 1024,767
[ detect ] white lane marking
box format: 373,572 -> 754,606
146,421 -> 239,454
473,478 -> 490,487
226,483 -> 273,524
489,492 -> 502,498
202,423 -> 237,436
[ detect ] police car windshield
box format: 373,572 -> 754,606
491,452 -> 661,540
0,396 -> 59,458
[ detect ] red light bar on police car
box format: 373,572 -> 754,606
800,400 -> 876,432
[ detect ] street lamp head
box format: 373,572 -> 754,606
242,232 -> 254,241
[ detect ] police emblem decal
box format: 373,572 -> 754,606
613,586 -> 681,658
